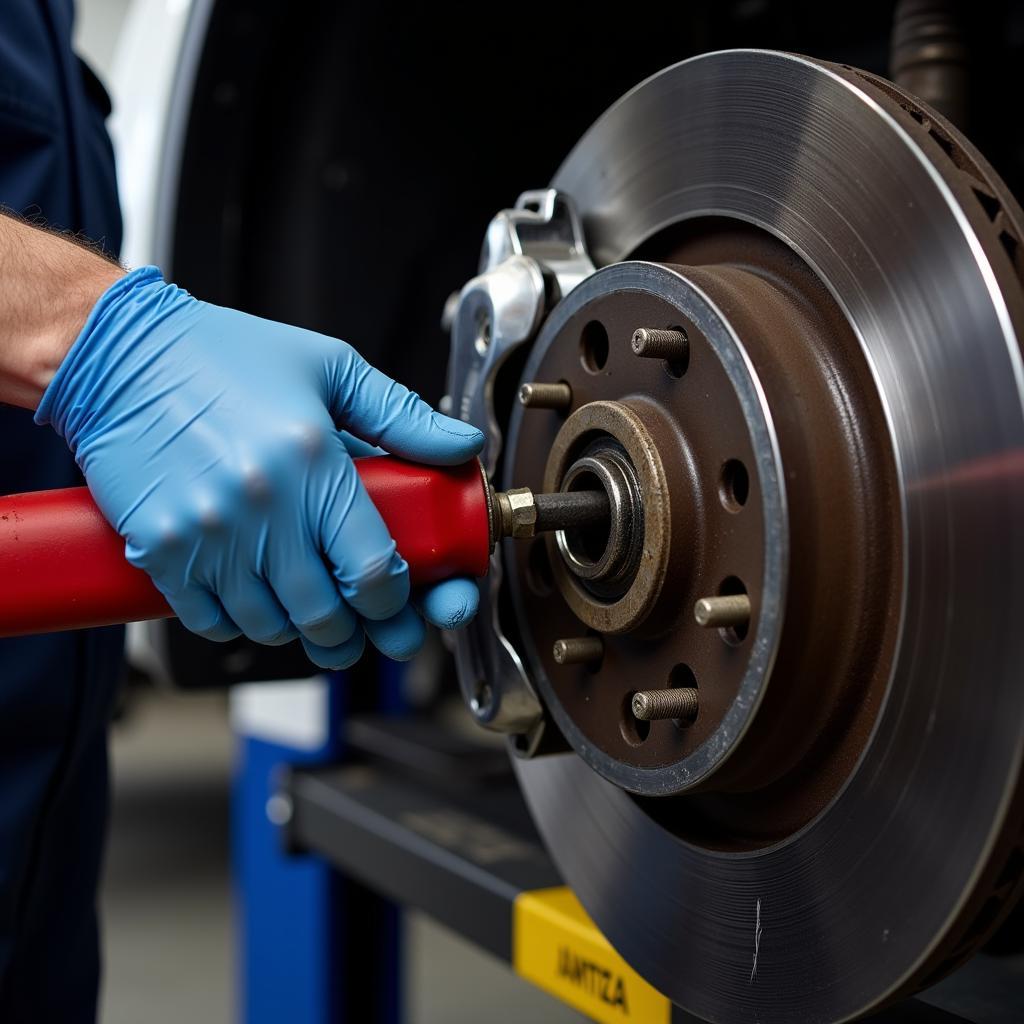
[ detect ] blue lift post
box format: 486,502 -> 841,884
231,671 -> 403,1024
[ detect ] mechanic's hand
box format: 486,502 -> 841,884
36,266 -> 484,669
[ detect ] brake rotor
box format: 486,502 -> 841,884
503,50 -> 1024,1021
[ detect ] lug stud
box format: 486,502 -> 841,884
519,381 -> 572,410
552,636 -> 604,666
631,328 -> 688,361
631,688 -> 698,723
694,594 -> 751,628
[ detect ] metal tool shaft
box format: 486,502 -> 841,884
534,490 -> 610,532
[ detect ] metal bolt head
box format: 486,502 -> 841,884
504,488 -> 538,539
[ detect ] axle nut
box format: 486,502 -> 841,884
498,487 -> 538,539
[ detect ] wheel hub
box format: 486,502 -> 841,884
505,247 -> 900,821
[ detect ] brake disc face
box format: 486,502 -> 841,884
448,49 -> 1024,1022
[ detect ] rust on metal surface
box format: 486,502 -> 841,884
508,285 -> 757,775
507,219 -> 903,843
543,400 -> 672,635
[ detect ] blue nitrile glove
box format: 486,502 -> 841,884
36,266 -> 483,669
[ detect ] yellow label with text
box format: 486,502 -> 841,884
513,886 -> 670,1024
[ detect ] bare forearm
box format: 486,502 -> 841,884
0,213 -> 124,410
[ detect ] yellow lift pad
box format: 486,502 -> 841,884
513,886 -> 671,1023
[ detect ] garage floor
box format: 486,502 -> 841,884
101,691 -> 233,1022
100,688 -> 584,1024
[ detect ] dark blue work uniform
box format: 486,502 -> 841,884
0,2 -> 124,1019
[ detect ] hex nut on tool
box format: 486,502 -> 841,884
495,487 -> 538,539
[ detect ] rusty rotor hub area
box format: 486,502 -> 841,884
504,223 -> 902,842
545,400 -> 669,634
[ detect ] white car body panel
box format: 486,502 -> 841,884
108,0 -> 210,271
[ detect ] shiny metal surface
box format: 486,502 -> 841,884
632,687 -> 699,723
514,50 -> 1024,1021
448,249 -> 545,733
447,190 -> 595,735
480,189 -> 596,301
694,593 -> 751,629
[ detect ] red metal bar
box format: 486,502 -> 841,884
0,456 -> 491,638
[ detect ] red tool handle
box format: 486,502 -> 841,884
0,456 -> 491,638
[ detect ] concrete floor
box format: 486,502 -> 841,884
101,691 -> 233,1023
100,688 -> 584,1023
